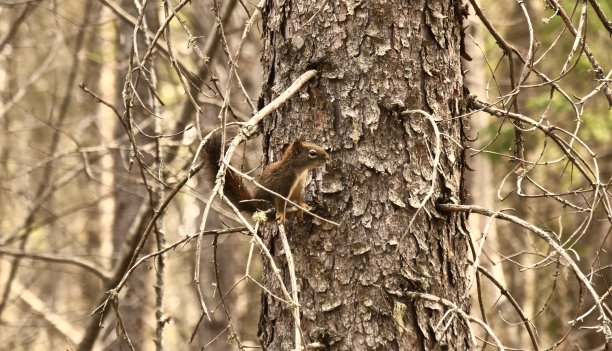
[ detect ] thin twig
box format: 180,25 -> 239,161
0,249 -> 111,281
194,69 -> 318,313
278,224 -> 303,350
398,109 -> 441,244
226,164 -> 339,227
437,203 -> 612,344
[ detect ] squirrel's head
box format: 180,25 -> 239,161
289,139 -> 330,169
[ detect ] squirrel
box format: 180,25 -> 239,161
204,132 -> 330,223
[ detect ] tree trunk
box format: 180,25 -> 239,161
258,1 -> 472,350
109,0 -> 160,348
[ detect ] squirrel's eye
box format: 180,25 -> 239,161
308,150 -> 318,158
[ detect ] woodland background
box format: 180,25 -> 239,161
0,0 -> 610,350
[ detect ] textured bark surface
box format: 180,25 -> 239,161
258,1 -> 472,350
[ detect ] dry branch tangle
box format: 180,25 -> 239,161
438,203 -> 612,346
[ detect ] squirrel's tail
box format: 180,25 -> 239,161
204,133 -> 259,213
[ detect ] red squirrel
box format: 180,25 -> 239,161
205,133 -> 330,222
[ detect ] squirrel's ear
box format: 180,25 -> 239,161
292,138 -> 303,148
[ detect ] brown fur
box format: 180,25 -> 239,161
205,134 -> 329,222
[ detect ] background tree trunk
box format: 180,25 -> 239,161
258,1 -> 472,349
108,0 -> 160,348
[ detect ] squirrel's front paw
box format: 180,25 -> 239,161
276,211 -> 286,223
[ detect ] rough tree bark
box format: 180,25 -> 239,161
257,0 -> 472,350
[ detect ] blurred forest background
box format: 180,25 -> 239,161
0,0 -> 610,350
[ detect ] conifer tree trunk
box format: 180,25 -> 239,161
258,1 -> 472,349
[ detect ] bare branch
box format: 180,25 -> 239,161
438,203 -> 612,344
